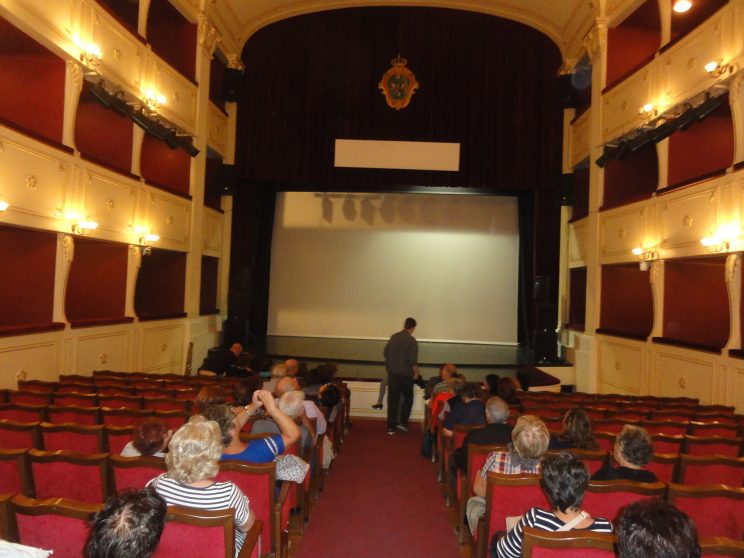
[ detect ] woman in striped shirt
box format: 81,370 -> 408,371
148,415 -> 253,555
493,452 -> 613,558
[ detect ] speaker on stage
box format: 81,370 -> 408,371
224,68 -> 243,102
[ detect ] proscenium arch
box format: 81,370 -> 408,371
233,0 -> 596,61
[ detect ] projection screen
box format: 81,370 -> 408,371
267,192 -> 520,345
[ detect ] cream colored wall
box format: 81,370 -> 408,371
559,0 -> 744,411
0,0 -> 238,387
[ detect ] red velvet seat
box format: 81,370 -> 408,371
521,526 -> 616,557
678,454 -> 744,486
98,394 -> 144,410
449,423 -> 486,507
651,433 -> 685,454
218,460 -> 289,558
646,453 -> 679,484
101,407 -> 153,427
565,448 -> 608,476
57,382 -> 95,393
667,483 -> 744,539
46,404 -> 102,425
641,419 -> 690,436
689,422 -> 740,438
16,380 -> 56,393
0,403 -> 46,423
153,505 -> 262,558
152,409 -> 189,431
138,388 -> 176,399
477,473 -> 547,558
58,374 -> 95,385
51,391 -> 98,407
651,409 -> 695,422
683,436 -> 743,457
459,443 -> 507,544
593,431 -> 615,453
0,449 -> 32,495
583,479 -> 666,523
28,449 -> 109,503
109,454 -> 167,495
40,422 -> 105,453
0,419 -> 41,450
6,390 -> 51,406
594,418 -> 639,435
700,536 -> 744,557
104,424 -> 137,453
3,494 -> 100,556
142,396 -> 190,412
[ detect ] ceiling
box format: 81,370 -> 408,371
209,0 -> 602,62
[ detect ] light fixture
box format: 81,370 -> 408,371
631,246 -> 658,270
137,232 -> 160,256
0,200 -> 9,212
701,224 -> 740,253
143,89 -> 167,111
73,34 -> 102,69
673,0 -> 693,14
71,220 -> 98,235
639,103 -> 655,117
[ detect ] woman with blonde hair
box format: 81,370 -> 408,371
147,415 -> 253,553
466,415 -> 550,534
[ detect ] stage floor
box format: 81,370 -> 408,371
264,335 -> 526,367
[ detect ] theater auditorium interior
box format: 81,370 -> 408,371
0,0 -> 743,557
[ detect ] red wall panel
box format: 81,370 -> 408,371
140,134 -> 191,196
600,263 -> 653,338
134,248 -> 186,318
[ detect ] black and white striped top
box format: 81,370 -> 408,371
494,507 -> 613,558
148,473 -> 250,554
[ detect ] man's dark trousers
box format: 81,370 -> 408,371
387,373 -> 414,430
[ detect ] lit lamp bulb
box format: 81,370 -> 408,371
0,200 -> 9,212
673,0 -> 693,13
631,247 -> 644,257
144,233 -> 160,243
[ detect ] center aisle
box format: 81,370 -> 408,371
294,420 -> 462,558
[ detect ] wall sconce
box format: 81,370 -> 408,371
71,220 -> 98,236
138,233 -> 159,256
632,246 -> 658,270
701,224 -> 740,252
672,0 -> 693,13
0,200 -> 9,212
639,103 -> 656,117
705,60 -> 733,78
72,34 -> 102,70
143,89 -> 167,112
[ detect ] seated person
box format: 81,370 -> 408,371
492,452 -> 613,558
147,416 -> 254,554
453,396 -> 513,473
250,355 -> 274,378
549,408 -> 599,450
425,363 -> 458,399
318,383 -> 341,422
592,424 -> 657,482
87,487 -> 167,558
198,343 -> 243,376
203,390 -> 300,462
121,420 -> 173,458
285,358 -> 300,378
466,415 -> 550,534
483,374 -> 501,397
497,377 -> 520,405
617,500 -> 701,558
192,384 -> 226,415
278,377 -> 326,437
251,390 -> 315,454
263,363 -> 287,393
303,363 -> 338,398
442,382 -> 486,437
232,375 -> 264,407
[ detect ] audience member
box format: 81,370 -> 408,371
549,408 -> 599,450
453,396 -> 513,473
86,487 -> 166,558
147,416 -> 254,553
120,420 -> 173,457
263,363 -> 288,393
278,377 -> 327,437
497,377 -> 520,405
429,363 -> 459,397
285,358 -> 300,378
617,500 -> 701,558
232,375 -> 263,407
203,390 -> 300,462
442,383 -> 486,436
303,363 -> 338,398
250,355 -> 274,377
492,452 -> 613,558
198,343 -> 243,377
592,425 -> 657,482
483,374 -> 501,396
192,384 -> 225,415
466,415 -> 549,534
252,390 -> 315,454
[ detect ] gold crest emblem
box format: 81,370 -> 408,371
379,55 -> 419,110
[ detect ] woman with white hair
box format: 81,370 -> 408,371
147,415 -> 253,553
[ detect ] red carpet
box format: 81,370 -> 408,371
294,420 -> 461,558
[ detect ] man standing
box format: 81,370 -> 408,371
384,317 -> 419,435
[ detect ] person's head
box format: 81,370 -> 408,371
132,420 -> 172,456
278,390 -> 305,418
439,363 -> 457,380
511,415 -> 549,459
484,374 -> 500,395
271,363 -> 288,379
86,488 -> 166,558
404,317 -> 417,331
449,376 -> 466,395
460,382 -> 482,402
275,376 -> 300,396
193,385 -> 225,415
250,355 -> 274,373
615,425 -> 653,468
485,396 -> 509,424
319,383 -> 340,408
285,359 -> 300,377
201,404 -> 236,446
229,343 -> 243,357
233,375 -> 263,406
497,377 -> 516,401
165,416 -> 222,483
307,363 -> 338,386
540,452 -> 589,513
561,408 -> 595,448
618,500 -> 701,558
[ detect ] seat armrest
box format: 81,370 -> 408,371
237,519 -> 263,558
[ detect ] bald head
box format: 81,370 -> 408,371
275,377 -> 300,396
230,343 -> 243,356
285,359 -> 299,377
